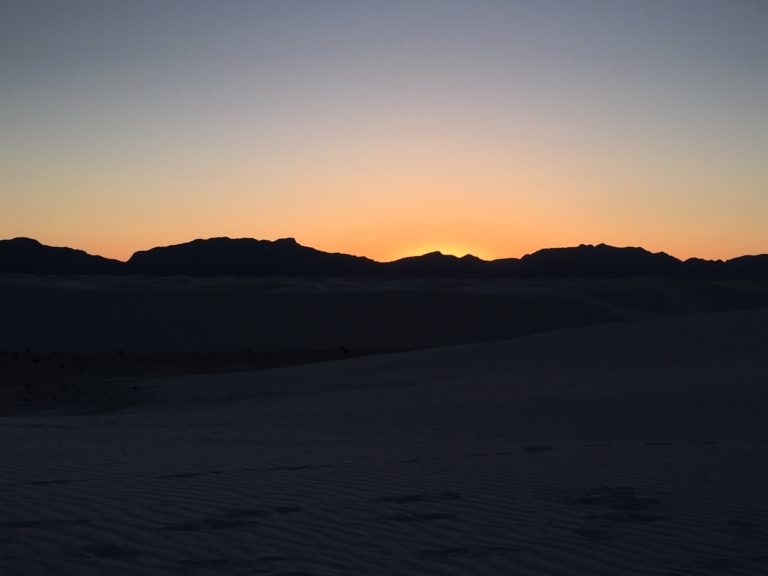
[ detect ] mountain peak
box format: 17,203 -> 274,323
9,237 -> 42,245
3,237 -> 768,279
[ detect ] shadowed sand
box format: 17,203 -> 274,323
2,274 -> 768,353
1,306 -> 767,574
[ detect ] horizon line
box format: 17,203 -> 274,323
5,235 -> 765,265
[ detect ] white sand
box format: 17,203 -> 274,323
6,274 -> 766,353
1,308 -> 768,574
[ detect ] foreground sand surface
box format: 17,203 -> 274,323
2,304 -> 768,575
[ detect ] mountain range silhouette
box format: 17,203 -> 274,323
2,236 -> 767,279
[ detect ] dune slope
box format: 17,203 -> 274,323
1,309 -> 767,575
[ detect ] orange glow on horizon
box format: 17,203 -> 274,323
3,3 -> 768,268
21,231 -> 763,265
385,242 -> 492,261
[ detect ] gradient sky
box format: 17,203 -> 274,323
2,0 -> 767,261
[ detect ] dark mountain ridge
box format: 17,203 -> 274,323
127,237 -> 377,276
2,236 -> 768,279
0,237 -> 123,275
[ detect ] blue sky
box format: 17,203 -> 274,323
2,1 -> 767,260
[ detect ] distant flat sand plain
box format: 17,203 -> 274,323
1,275 -> 767,574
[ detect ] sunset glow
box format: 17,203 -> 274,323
2,1 -> 767,262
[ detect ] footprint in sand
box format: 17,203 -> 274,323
587,510 -> 666,523
568,486 -> 662,513
417,546 -> 473,558
258,555 -> 290,562
177,558 -> 232,568
692,557 -> 746,570
417,545 -> 516,559
568,486 -> 667,533
524,445 -> 554,453
157,472 -> 201,479
273,464 -> 335,471
372,492 -> 462,504
382,511 -> 458,523
2,519 -> 88,529
473,450 -> 512,458
272,505 -> 304,514
75,544 -> 141,560
160,517 -> 259,531
160,520 -> 202,532
223,508 -> 272,518
14,478 -> 71,487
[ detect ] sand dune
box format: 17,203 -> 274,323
142,306 -> 768,442
1,308 -> 767,574
2,274 -> 767,353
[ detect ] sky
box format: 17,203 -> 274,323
2,0 -> 767,262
